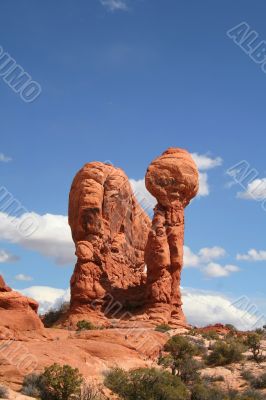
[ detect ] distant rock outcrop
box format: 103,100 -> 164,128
68,162 -> 151,325
0,275 -> 43,332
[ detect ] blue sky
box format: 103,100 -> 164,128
0,0 -> 266,328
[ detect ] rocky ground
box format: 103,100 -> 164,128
0,324 -> 265,399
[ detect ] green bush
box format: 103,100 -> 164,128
81,384 -> 106,400
160,335 -> 205,379
0,386 -> 8,399
238,390 -> 265,400
76,320 -> 96,331
251,373 -> 266,389
155,324 -> 172,333
225,324 -> 237,332
39,363 -> 83,400
104,367 -> 189,400
245,333 -> 264,363
21,373 -> 41,397
206,339 -> 245,366
201,330 -> 219,340
190,383 -> 225,400
42,302 -> 70,328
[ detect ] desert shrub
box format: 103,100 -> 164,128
39,363 -> 83,400
250,373 -> 266,389
0,386 -> 8,399
225,324 -> 237,332
241,369 -> 254,383
160,335 -> 205,379
245,333 -> 264,363
159,354 -> 202,384
201,330 -> 219,340
42,302 -> 70,328
80,383 -> 106,400
21,373 -> 41,397
164,335 -> 203,357
202,374 -> 225,382
104,367 -> 189,400
190,383 -> 225,400
155,324 -> 172,333
238,389 -> 265,400
76,320 -> 96,331
206,339 -> 245,366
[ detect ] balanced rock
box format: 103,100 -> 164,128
0,275 -> 43,332
144,148 -> 199,326
68,162 -> 151,325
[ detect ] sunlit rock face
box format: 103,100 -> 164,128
68,149 -> 198,328
144,148 -> 199,326
68,162 -> 151,325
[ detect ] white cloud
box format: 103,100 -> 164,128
182,288 -> 265,330
18,285 -> 264,330
0,249 -> 19,263
184,246 -> 226,267
19,286 -> 70,315
15,274 -> 33,282
0,212 -> 75,265
237,248 -> 266,261
198,246 -> 226,262
191,153 -> 223,171
198,172 -> 209,196
237,178 -> 266,201
184,246 -> 239,278
202,262 -> 240,278
0,153 -> 12,163
99,0 -> 128,11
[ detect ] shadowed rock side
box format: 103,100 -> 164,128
0,275 -> 43,333
68,162 -> 151,325
144,148 -> 199,326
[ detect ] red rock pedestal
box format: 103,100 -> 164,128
68,162 -> 151,325
144,148 -> 199,326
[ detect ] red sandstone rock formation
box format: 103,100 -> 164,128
0,275 -> 43,332
144,148 -> 199,326
68,162 -> 151,324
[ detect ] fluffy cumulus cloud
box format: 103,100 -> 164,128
130,153 -> 223,213
191,153 -> 222,171
237,249 -> 266,261
0,212 -> 75,265
0,153 -> 12,162
99,0 -> 128,11
18,285 -> 264,330
20,286 -> 70,315
237,178 -> 266,201
202,263 -> 240,278
184,246 -> 240,278
182,288 -> 265,330
0,249 -> 19,263
191,153 -> 223,198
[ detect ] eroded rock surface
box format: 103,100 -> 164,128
144,148 -> 199,326
0,275 -> 43,332
68,162 -> 151,325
